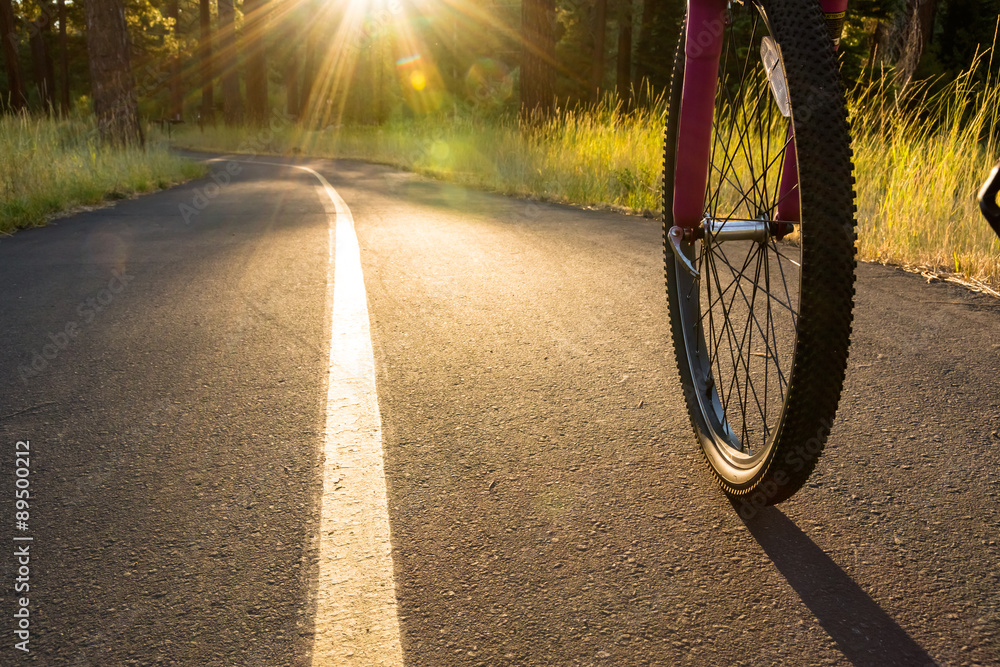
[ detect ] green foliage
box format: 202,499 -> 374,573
929,0 -> 1000,83
553,0 -> 597,101
125,0 -> 179,58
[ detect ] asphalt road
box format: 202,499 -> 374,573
0,155 -> 998,666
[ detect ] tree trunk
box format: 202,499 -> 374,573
895,0 -> 939,88
519,0 -> 555,121
199,0 -> 214,125
286,53 -> 299,118
217,0 -> 242,125
244,0 -> 269,125
913,0 -> 937,52
865,21 -> 887,72
58,0 -> 70,115
590,0 -> 608,103
637,0 -> 655,48
633,0 -> 682,101
0,0 -> 26,111
166,0 -> 182,121
616,0 -> 633,106
299,13 -> 320,124
83,0 -> 144,147
30,3 -> 56,115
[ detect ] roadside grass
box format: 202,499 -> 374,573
851,63 -> 1000,289
175,66 -> 1000,291
174,101 -> 665,215
0,115 -> 205,235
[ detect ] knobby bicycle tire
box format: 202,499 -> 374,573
663,0 -> 856,506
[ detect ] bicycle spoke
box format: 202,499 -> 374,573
770,243 -> 801,267
705,243 -> 751,428
769,239 -> 799,330
713,244 -> 793,393
707,245 -> 797,319
707,243 -> 775,448
721,244 -> 780,445
734,16 -> 766,215
771,180 -> 800,215
704,242 -> 757,370
711,19 -> 759,221
760,72 -> 775,212
718,132 -> 794,221
743,247 -> 772,448
734,247 -> 763,449
763,242 -> 772,435
710,112 -> 751,219
764,245 -> 791,414
707,25 -> 735,222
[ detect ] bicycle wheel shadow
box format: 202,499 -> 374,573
733,502 -> 939,667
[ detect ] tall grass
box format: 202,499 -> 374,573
175,98 -> 666,215
851,60 -> 1000,287
176,64 -> 1000,290
0,115 -> 205,235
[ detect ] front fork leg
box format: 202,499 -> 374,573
672,0 -> 727,231
668,0 -> 728,278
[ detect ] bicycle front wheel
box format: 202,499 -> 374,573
663,0 -> 856,505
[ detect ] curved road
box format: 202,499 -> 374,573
0,156 -> 997,666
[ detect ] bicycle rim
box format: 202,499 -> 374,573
664,0 -> 856,503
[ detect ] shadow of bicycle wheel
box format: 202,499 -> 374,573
736,503 -> 939,667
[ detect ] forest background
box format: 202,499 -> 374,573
1,0 -> 999,288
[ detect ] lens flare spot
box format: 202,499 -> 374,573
410,71 -> 427,91
464,58 -> 512,106
396,54 -> 421,67
430,140 -> 450,161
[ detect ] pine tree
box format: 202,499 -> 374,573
83,0 -> 144,146
615,0 -> 633,106
199,0 -> 215,124
0,0 -> 27,111
58,0 -> 70,115
166,0 -> 182,121
521,0 -> 556,120
244,0 -> 270,125
591,0 -> 608,103
633,0 -> 683,101
218,0 -> 243,125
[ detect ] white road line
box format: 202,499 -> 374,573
211,159 -> 403,665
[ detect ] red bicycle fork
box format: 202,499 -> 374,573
668,0 -> 848,277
